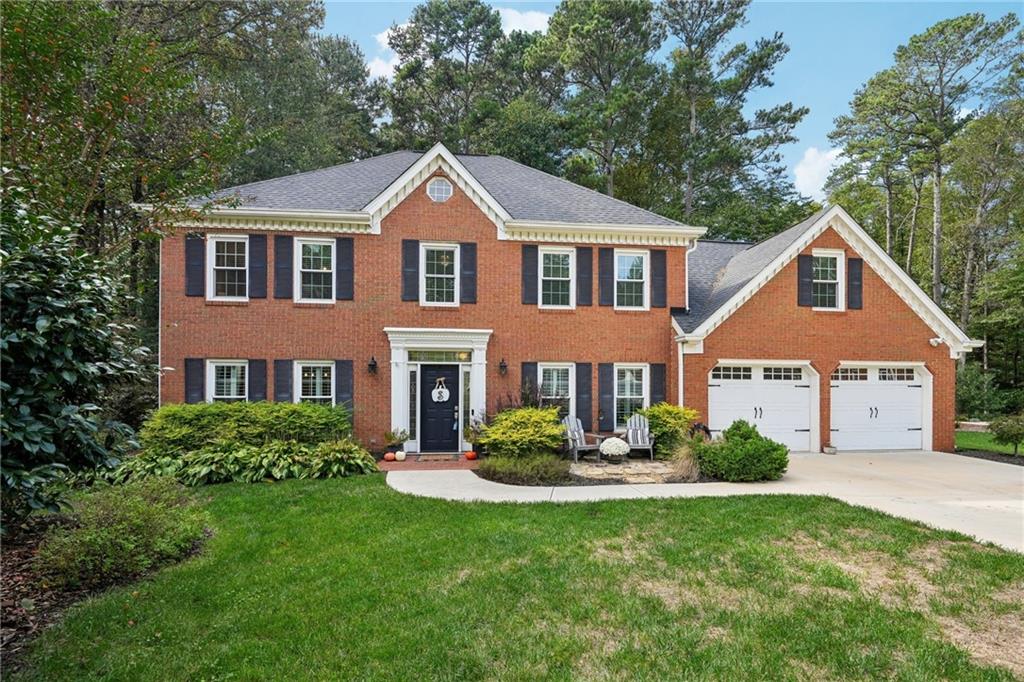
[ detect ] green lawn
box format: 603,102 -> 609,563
13,476 -> 1024,681
957,430 -> 1019,456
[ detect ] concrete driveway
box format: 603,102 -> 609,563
387,450 -> 1024,551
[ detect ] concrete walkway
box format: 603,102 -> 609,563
387,451 -> 1024,552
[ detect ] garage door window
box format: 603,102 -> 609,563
711,366 -> 751,380
879,367 -> 915,381
764,367 -> 802,381
832,367 -> 868,381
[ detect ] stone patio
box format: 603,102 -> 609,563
569,459 -> 687,485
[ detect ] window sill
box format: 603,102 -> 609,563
613,307 -> 650,313
812,307 -> 847,313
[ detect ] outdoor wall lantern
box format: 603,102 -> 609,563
499,358 -> 508,375
368,356 -> 378,374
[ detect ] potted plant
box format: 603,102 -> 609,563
384,428 -> 409,451
464,418 -> 485,458
599,436 -> 630,463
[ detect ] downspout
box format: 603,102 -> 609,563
677,341 -> 684,406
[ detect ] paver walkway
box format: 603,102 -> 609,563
387,450 -> 1024,552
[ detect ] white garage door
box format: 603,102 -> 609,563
830,366 -> 923,450
708,365 -> 812,452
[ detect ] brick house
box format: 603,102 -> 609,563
156,143 -> 981,453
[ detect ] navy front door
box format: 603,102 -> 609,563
420,365 -> 460,452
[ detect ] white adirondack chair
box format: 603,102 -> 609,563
625,414 -> 654,460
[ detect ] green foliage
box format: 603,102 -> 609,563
477,407 -> 565,458
693,420 -> 789,482
989,414 -> 1024,455
0,185 -> 149,526
639,403 -> 700,459
139,402 -> 352,456
477,454 -> 571,486
34,478 -> 208,589
956,363 -> 1011,420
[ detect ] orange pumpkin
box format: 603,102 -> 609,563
465,450 -> 478,460
383,451 -> 396,462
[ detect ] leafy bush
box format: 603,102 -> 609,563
693,420 -> 789,482
639,403 -> 700,459
113,438 -> 377,486
139,402 -> 351,456
956,363 -> 1011,420
477,454 -> 571,486
990,414 -> 1024,455
477,407 -> 564,458
34,477 -> 208,588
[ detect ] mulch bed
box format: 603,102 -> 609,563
955,449 -> 1023,467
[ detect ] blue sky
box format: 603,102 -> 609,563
322,1 -> 1017,200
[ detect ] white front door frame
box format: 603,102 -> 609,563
384,327 -> 492,453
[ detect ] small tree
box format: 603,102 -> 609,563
990,414 -> 1024,456
1,182 -> 149,526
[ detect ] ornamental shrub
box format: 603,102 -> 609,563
34,477 -> 208,589
477,454 -> 571,486
639,403 -> 700,459
693,419 -> 789,482
477,407 -> 564,458
990,414 -> 1024,455
139,402 -> 351,456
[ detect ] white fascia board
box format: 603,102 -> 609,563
503,219 -> 705,246
134,203 -> 373,233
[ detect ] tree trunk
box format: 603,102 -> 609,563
604,138 -> 615,198
905,181 -> 921,277
884,181 -> 894,255
931,158 -> 943,304
960,204 -> 983,332
684,94 -> 696,218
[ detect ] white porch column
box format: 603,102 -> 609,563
469,341 -> 488,425
389,342 -> 409,434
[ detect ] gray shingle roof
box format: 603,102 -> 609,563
199,150 -> 681,227
674,208 -> 828,334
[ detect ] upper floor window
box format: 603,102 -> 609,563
207,235 -> 248,301
296,361 -> 334,405
420,243 -> 459,306
539,247 -> 574,308
615,250 -> 648,310
538,363 -> 574,417
812,249 -> 845,310
295,238 -> 334,302
206,360 -> 247,402
615,364 -> 648,429
427,177 -> 453,203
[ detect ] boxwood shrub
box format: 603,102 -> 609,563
477,407 -> 564,458
139,402 -> 352,456
693,420 -> 789,482
477,454 -> 571,486
639,403 -> 700,459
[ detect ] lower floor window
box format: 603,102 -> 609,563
539,364 -> 573,417
615,365 -> 647,429
297,363 -> 333,405
209,361 -> 246,402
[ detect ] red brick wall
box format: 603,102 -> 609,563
160,171 -> 686,448
682,227 -> 956,451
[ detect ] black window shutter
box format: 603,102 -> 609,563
184,358 -> 204,403
651,250 -> 667,308
274,359 -> 293,402
248,359 -> 267,401
848,257 -> 863,310
575,362 -> 592,431
521,245 -> 538,304
401,239 -> 419,301
598,248 -> 614,306
521,362 -> 538,399
336,237 -> 354,301
185,234 -> 205,297
576,247 -> 592,306
335,360 -> 353,410
248,234 -> 267,298
598,363 -> 614,431
797,254 -> 813,306
460,242 -> 477,303
274,236 -> 293,299
650,363 -> 666,405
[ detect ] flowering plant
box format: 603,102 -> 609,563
599,437 -> 629,457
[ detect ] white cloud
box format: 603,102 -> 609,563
496,7 -> 550,34
368,24 -> 409,80
794,146 -> 842,201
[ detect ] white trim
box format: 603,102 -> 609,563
205,359 -> 248,402
293,361 -> 335,405
538,246 -> 576,309
293,237 -> 335,303
419,242 -> 461,307
675,206 -> 982,356
684,241 -> 697,310
503,220 -> 704,247
426,177 -> 453,203
613,363 -> 650,431
811,248 -> 845,311
613,249 -> 650,311
537,362 -> 576,418
205,234 -> 249,302
836,360 -> 926,368
676,343 -> 684,406
830,361 -> 932,451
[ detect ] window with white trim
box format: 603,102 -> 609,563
538,363 -> 574,418
427,177 -> 453,203
831,367 -> 868,381
539,247 -> 574,308
295,362 -> 333,405
207,235 -> 248,300
295,239 -> 334,302
615,250 -> 648,309
711,366 -> 752,380
420,243 -> 459,306
615,364 -> 648,429
879,367 -> 915,382
764,367 -> 803,381
207,360 -> 247,402
812,249 -> 845,310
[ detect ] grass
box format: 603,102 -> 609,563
957,430 -> 1019,455
12,476 -> 1024,681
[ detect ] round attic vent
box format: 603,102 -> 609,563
427,177 -> 453,203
